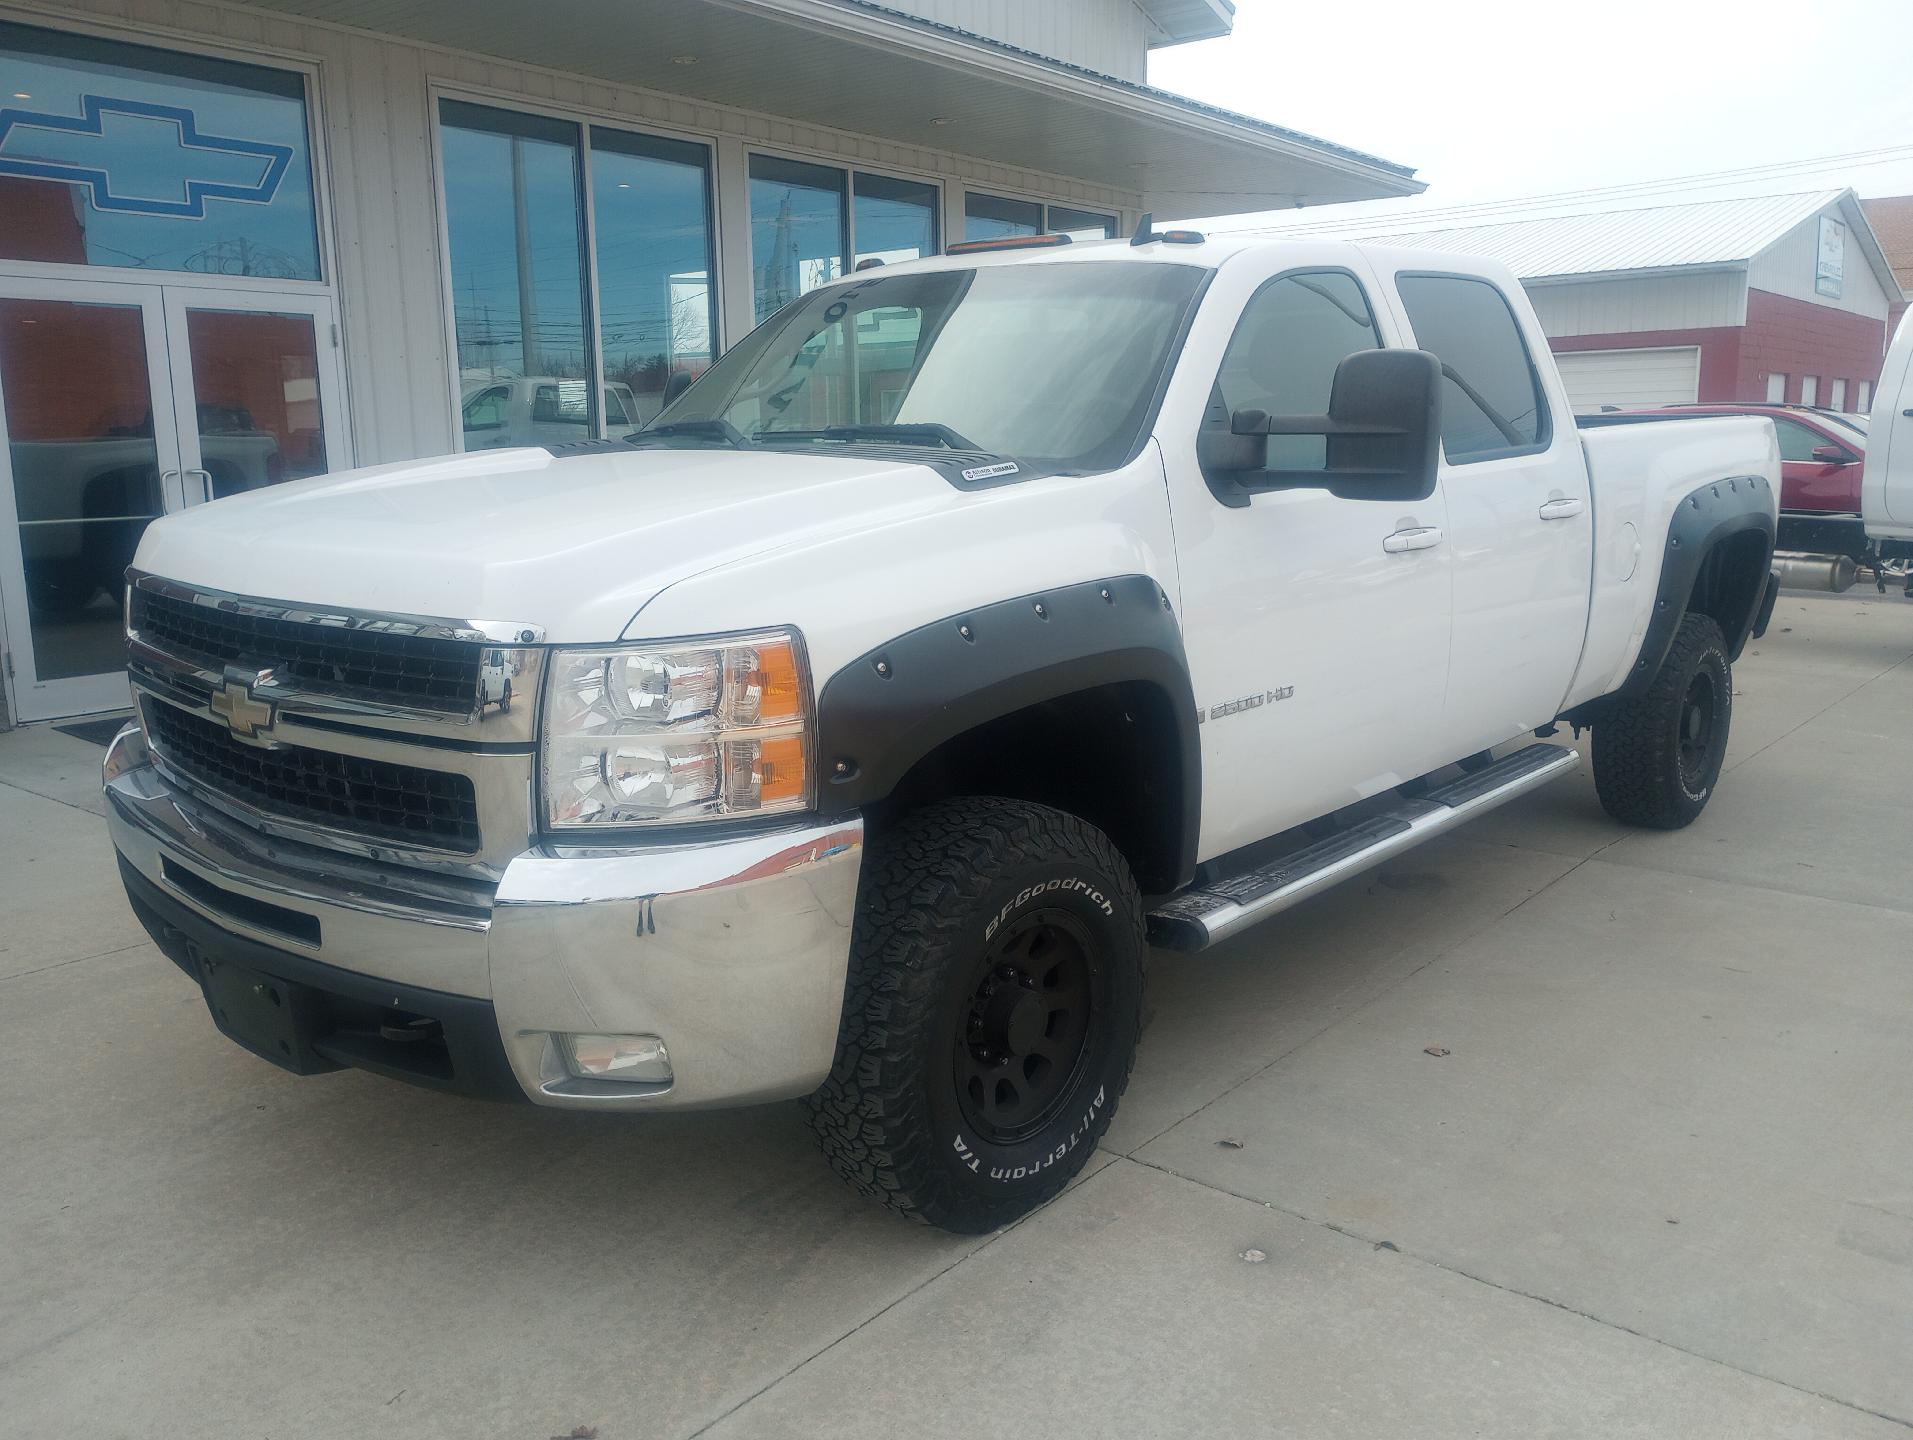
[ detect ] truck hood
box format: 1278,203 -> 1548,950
132,446 -> 957,640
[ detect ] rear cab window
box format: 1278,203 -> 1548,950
1395,273 -> 1551,463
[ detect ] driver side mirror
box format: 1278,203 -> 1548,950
1198,348 -> 1444,502
1810,443 -> 1854,465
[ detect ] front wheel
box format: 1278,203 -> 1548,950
1593,612 -> 1732,829
806,797 -> 1144,1233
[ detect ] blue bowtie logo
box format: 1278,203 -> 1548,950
0,94 -> 293,218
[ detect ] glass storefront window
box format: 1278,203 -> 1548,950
440,100 -> 595,449
964,193 -> 1042,243
853,172 -> 938,269
0,22 -> 319,279
966,193 -> 1117,242
590,128 -> 715,427
750,155 -> 846,323
1048,204 -> 1118,241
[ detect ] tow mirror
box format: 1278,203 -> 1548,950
1810,443 -> 1854,465
1198,348 -> 1444,502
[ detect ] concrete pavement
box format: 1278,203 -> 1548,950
2,588 -> 1910,1438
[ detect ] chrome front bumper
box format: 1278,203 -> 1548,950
105,727 -> 863,1110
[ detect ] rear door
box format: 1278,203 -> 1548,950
1380,266 -> 1594,755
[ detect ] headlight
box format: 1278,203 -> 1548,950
541,630 -> 812,829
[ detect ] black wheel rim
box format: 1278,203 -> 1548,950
1677,668 -> 1718,787
954,910 -> 1101,1146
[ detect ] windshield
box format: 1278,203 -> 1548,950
653,261 -> 1207,473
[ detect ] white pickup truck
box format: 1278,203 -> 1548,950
105,228 -> 1780,1232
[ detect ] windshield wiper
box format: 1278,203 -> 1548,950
628,418 -> 752,449
753,422 -> 984,451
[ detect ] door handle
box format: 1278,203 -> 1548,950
184,467 -> 214,504
1539,497 -> 1586,520
1383,526 -> 1443,554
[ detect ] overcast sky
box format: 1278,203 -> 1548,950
1148,0 -> 1913,229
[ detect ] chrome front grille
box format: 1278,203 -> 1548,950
126,574 -> 545,877
144,700 -> 483,852
131,586 -> 484,711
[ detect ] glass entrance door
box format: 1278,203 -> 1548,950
0,278 -> 181,720
0,279 -> 347,721
163,290 -> 348,503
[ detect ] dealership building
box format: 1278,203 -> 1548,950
0,0 -> 1421,725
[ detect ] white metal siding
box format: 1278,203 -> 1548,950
1555,347 -> 1701,412
1524,271 -> 1745,338
15,0 -> 1140,468
892,0 -> 1149,79
1745,204 -> 1892,320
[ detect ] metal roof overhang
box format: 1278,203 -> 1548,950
242,0 -> 1420,213
1139,0 -> 1236,45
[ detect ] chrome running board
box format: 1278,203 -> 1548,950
1148,743 -> 1580,952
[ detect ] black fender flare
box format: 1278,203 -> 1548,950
813,574 -> 1202,890
1620,475 -> 1777,698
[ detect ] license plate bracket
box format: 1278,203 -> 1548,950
194,951 -> 339,1075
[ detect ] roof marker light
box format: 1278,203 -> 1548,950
945,233 -> 1074,255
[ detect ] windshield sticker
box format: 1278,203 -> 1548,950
960,461 -> 1019,483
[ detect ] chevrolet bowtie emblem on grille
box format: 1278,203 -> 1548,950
210,666 -> 277,739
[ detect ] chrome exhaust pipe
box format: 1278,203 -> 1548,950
1772,552 -> 1859,593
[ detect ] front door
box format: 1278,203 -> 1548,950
1168,261 -> 1456,861
0,279 -> 346,721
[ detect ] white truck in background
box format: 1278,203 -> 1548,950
1864,309 -> 1913,593
459,376 -> 647,448
106,227 -> 1779,1232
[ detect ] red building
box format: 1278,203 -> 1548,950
1253,189 -> 1902,414
1861,195 -> 1913,336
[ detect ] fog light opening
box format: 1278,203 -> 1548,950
562,1033 -> 673,1085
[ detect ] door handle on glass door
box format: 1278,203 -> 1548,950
184,468 -> 214,504
1539,497 -> 1586,520
1382,526 -> 1443,554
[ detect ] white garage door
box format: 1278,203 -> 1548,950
1555,346 -> 1701,412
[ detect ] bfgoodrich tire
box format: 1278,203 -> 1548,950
1593,612 -> 1733,829
806,796 -> 1144,1233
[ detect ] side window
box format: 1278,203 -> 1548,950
1207,270 -> 1381,471
1396,274 -> 1549,463
1773,418 -> 1832,463
462,386 -> 509,431
531,381 -> 591,429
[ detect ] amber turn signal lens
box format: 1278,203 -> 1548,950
754,734 -> 808,806
752,640 -> 805,727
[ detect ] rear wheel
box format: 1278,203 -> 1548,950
1593,612 -> 1732,829
806,796 -> 1143,1233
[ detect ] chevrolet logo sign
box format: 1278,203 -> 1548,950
209,666 -> 277,739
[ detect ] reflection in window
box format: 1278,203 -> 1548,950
182,308 -> 329,493
0,298 -> 162,679
751,155 -> 846,323
854,172 -> 938,268
440,99 -> 594,449
0,21 -> 320,278
964,193 -> 1042,242
591,128 -> 715,426
1047,204 -> 1117,241
966,193 -> 1117,242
